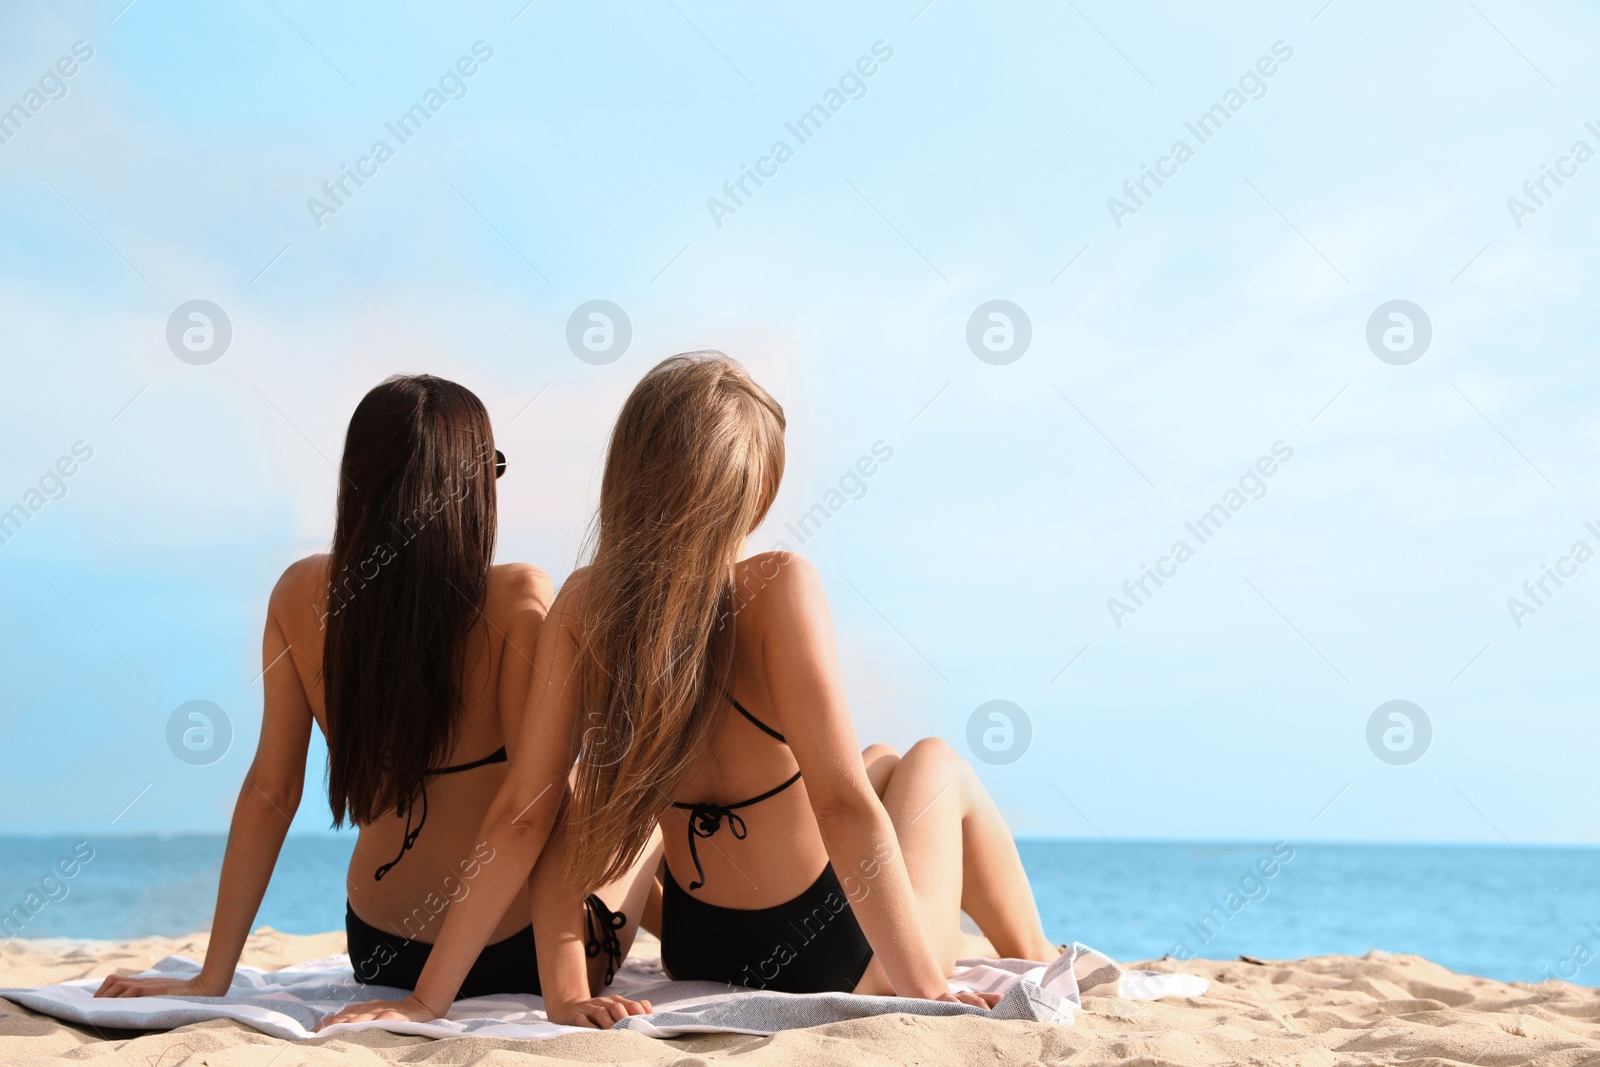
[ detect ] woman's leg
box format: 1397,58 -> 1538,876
875,737 -> 1054,967
867,743 -> 1000,951
637,867 -> 665,940
863,742 -> 991,957
862,743 -> 900,797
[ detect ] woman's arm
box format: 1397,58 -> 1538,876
528,800 -> 595,1021
511,601 -> 603,1022
97,570 -> 313,997
317,582 -> 583,1027
529,804 -> 654,1027
492,564 -> 553,756
754,554 -> 956,1001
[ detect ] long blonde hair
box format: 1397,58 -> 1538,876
566,352 -> 786,892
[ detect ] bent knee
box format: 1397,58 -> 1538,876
862,743 -> 901,798
906,736 -> 961,764
904,736 -> 973,778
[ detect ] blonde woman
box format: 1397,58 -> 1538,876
323,353 -> 1053,1029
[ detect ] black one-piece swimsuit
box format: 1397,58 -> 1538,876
661,695 -> 875,994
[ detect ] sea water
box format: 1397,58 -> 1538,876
1,835 -> 1593,986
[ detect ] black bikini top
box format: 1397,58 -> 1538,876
373,746 -> 508,881
671,694 -> 802,892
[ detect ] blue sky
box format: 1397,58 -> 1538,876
0,0 -> 1595,845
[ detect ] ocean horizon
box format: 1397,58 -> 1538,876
1,834 -> 1590,988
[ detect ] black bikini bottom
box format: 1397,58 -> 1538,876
346,895 -> 626,999
661,863 -> 874,993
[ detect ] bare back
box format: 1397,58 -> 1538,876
268,555 -> 552,943
553,551 -> 847,910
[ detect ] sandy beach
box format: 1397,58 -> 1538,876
3,928 -> 1597,1066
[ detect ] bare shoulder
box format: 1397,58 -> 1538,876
482,564 -> 554,655
548,565 -> 591,626
268,553 -> 329,625
736,550 -> 822,596
486,562 -> 554,615
733,551 -> 828,632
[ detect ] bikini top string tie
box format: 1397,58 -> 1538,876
372,788 -> 428,883
583,894 -> 627,985
681,803 -> 750,892
673,771 -> 802,891
371,745 -> 508,882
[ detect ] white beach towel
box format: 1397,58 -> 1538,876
0,942 -> 1206,1041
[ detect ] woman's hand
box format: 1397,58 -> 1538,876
93,973 -> 229,998
315,994 -> 443,1031
546,994 -> 653,1028
937,988 -> 1001,1009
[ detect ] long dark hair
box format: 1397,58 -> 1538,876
322,374 -> 499,827
566,352 -> 786,892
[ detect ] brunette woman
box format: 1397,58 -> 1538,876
96,374 -> 649,1002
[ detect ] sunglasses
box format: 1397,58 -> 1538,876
494,449 -> 507,479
